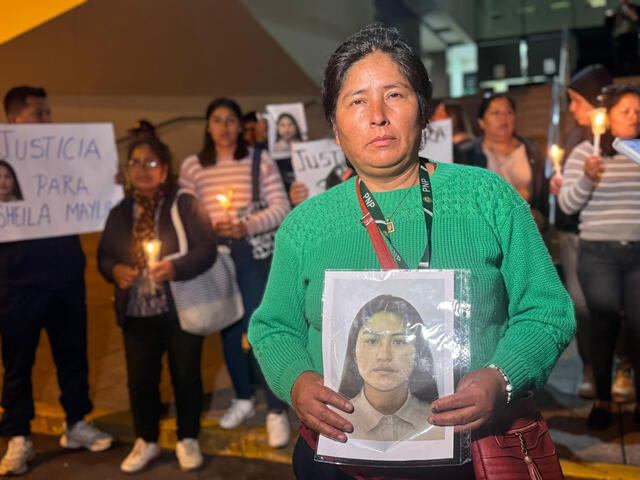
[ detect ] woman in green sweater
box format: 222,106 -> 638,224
248,24 -> 574,479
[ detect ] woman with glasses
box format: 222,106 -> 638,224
98,138 -> 217,472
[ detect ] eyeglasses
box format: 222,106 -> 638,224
127,158 -> 160,169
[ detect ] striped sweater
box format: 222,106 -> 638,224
179,151 -> 290,236
558,140 -> 640,241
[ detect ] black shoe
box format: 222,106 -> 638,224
587,406 -> 613,430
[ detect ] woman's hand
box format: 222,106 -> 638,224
549,173 -> 563,196
289,181 -> 309,206
427,368 -> 507,432
291,371 -> 354,442
149,260 -> 175,283
112,264 -> 139,290
584,155 -> 604,181
215,220 -> 248,239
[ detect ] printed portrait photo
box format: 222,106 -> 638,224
318,270 -> 457,464
265,102 -> 308,160
0,160 -> 24,202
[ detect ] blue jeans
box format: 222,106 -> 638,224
578,240 -> 640,401
221,239 -> 286,410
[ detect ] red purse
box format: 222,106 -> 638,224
471,395 -> 564,480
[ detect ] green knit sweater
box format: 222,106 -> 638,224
248,161 -> 574,405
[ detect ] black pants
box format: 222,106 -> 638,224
123,312 -> 203,441
0,281 -> 92,436
292,437 -> 475,480
578,240 -> 640,401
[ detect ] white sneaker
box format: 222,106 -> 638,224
175,438 -> 203,472
0,436 -> 34,476
120,438 -> 161,473
612,367 -> 635,403
60,420 -> 113,452
578,365 -> 596,399
218,398 -> 255,429
266,411 -> 291,449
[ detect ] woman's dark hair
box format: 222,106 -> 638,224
275,113 -> 303,142
477,93 -> 516,119
599,84 -> 640,156
322,23 -> 433,128
338,294 -> 439,404
444,101 -> 470,136
127,137 -> 175,187
198,98 -> 249,167
0,159 -> 23,200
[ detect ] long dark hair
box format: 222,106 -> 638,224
0,159 -> 23,200
599,84 -> 640,156
322,23 -> 433,129
198,98 -> 249,167
275,113 -> 303,142
337,294 -> 439,403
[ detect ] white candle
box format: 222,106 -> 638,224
216,190 -> 234,222
143,239 -> 162,293
549,144 -> 564,176
590,108 -> 607,156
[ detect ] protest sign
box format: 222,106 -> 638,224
0,123 -> 122,243
419,118 -> 453,163
265,102 -> 308,160
291,138 -> 345,198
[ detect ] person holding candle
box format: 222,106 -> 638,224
557,84 -> 640,430
549,64 -> 614,400
98,138 -> 217,472
461,93 -> 548,231
179,98 -> 292,448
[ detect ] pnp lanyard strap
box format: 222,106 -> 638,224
356,159 -> 433,270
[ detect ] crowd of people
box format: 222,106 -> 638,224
0,21 -> 638,479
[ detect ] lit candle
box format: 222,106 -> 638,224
216,190 -> 234,222
590,108 -> 607,156
144,239 -> 162,268
549,144 -> 564,176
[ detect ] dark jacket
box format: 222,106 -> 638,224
460,135 -> 549,225
0,235 -> 85,290
97,184 -> 217,326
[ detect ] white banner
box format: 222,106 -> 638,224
291,138 -> 346,198
419,118 -> 453,164
0,123 -> 123,243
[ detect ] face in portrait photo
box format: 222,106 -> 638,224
0,160 -> 24,202
265,102 -> 308,160
338,294 -> 444,444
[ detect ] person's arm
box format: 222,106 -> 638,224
558,142 -> 598,215
429,182 -> 574,431
178,155 -> 199,194
243,152 -> 291,235
97,209 -> 122,284
248,229 -> 353,441
170,194 -> 218,281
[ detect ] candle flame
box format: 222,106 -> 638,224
590,108 -> 607,135
216,190 -> 234,210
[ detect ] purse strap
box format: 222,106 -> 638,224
170,189 -> 189,256
250,145 -> 263,202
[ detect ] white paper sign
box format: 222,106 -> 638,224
318,269 -> 456,464
291,139 -> 345,198
419,118 -> 453,163
0,123 -> 123,243
265,102 -> 309,160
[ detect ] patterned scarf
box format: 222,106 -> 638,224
132,188 -> 165,269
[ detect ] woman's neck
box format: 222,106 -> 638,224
359,161 -> 435,192
483,135 -> 520,155
363,384 -> 408,415
0,194 -> 11,202
136,187 -> 160,199
215,144 -> 236,160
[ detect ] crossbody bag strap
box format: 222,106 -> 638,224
170,189 -> 189,256
251,146 -> 263,202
